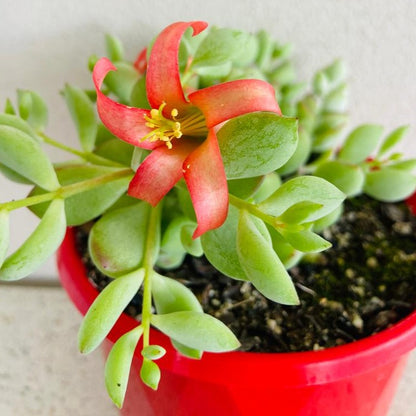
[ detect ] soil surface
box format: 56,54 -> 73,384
76,196 -> 416,353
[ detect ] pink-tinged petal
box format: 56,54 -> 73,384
188,79 -> 281,128
183,130 -> 229,238
146,21 -> 208,114
93,57 -> 157,150
128,140 -> 199,206
133,47 -> 147,74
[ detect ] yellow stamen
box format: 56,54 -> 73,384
141,103 -> 208,149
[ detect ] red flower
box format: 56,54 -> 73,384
93,21 -> 281,238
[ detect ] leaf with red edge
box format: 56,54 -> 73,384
146,21 -> 207,114
183,130 -> 228,238
188,79 -> 281,128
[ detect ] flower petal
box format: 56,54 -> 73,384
93,57 -> 157,150
146,21 -> 208,114
134,47 -> 147,74
183,130 -> 229,238
188,79 -> 281,128
128,140 -> 199,206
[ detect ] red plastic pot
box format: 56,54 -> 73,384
57,196 -> 416,416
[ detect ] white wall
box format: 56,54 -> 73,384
1,0 -> 416,278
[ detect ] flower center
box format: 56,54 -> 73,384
142,102 -> 208,149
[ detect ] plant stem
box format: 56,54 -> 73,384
141,203 -> 162,347
39,132 -> 124,167
0,168 -> 133,212
229,194 -> 280,227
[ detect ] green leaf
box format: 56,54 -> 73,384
255,30 -> 274,71
323,59 -> 346,83
364,168 -> 416,202
29,165 -> 130,226
378,125 -> 410,157
17,90 -> 48,131
140,359 -> 161,391
0,163 -> 33,184
0,125 -> 59,190
280,229 -> 331,253
141,345 -> 166,361
171,340 -> 202,359
237,210 -> 299,305
78,268 -> 144,354
314,160 -> 365,197
105,326 -> 143,408
267,225 -> 302,269
228,176 -> 263,199
151,311 -> 240,352
253,172 -> 282,203
63,84 -> 97,152
104,62 -> 139,104
277,129 -> 312,176
156,217 -> 190,269
193,28 -> 252,68
0,199 -> 66,281
217,113 -> 298,179
259,176 -> 346,222
269,61 -> 295,85
130,76 -> 151,109
4,98 -> 16,115
89,203 -> 150,277
338,125 -> 384,164
152,272 -> 203,314
323,83 -> 348,112
94,138 -> 134,166
180,225 -> 203,257
279,201 -> 323,224
105,34 -> 124,62
0,210 -> 9,268
201,204 -> 247,280
312,204 -> 343,233
390,158 -> 416,172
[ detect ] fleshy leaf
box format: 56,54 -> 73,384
228,176 -> 263,199
364,168 -> 416,202
216,113 -> 298,179
279,201 -> 323,224
280,229 -> 332,253
89,203 -> 150,277
152,272 -> 203,314
29,165 -> 131,226
314,160 -> 365,197
105,62 -> 140,104
180,224 -> 203,256
236,210 -> 299,305
378,125 -> 410,157
0,199 -> 66,281
151,311 -> 240,352
201,204 -> 247,280
0,163 -> 33,184
141,345 -> 166,361
253,172 -> 282,203
390,159 -> 416,172
259,176 -> 346,222
140,359 -> 161,391
17,90 -> 48,131
338,125 -> 384,164
192,27 -> 252,68
0,113 -> 38,140
94,139 -> 134,166
105,326 -> 143,409
0,125 -> 59,191
0,210 -> 10,268
63,84 -> 97,152
105,34 -> 124,62
78,268 -> 145,354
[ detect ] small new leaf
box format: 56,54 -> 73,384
378,125 -> 410,157
105,34 -> 124,62
140,359 -> 161,391
17,90 -> 48,131
280,229 -> 332,253
279,201 -> 323,224
78,268 -> 145,354
105,326 -> 143,408
141,345 -> 166,361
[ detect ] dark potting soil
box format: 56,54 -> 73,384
75,196 -> 416,353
